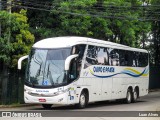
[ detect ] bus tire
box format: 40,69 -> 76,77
42,104 -> 52,109
76,91 -> 88,109
132,89 -> 138,103
125,89 -> 132,104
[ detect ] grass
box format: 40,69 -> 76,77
0,103 -> 38,108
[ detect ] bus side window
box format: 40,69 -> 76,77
119,50 -> 128,66
139,52 -> 148,67
85,45 -> 98,68
119,50 -> 125,66
72,44 -> 86,70
144,53 -> 148,67
135,52 -> 140,67
104,48 -> 109,65
132,52 -> 137,67
69,59 -> 78,82
78,45 -> 86,60
124,51 -> 129,66
128,51 -> 134,67
109,49 -> 120,66
72,45 -> 86,59
97,47 -> 109,65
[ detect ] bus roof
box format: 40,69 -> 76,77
33,36 -> 148,53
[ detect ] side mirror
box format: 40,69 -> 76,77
18,55 -> 28,70
65,54 -> 78,71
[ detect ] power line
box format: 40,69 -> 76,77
10,0 -> 160,11
2,1 -> 160,11
16,5 -> 160,21
2,0 -> 160,8
13,0 -> 160,8
13,0 -> 55,9
0,1 -> 160,21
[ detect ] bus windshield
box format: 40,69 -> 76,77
25,48 -> 71,88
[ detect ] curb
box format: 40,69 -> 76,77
149,89 -> 160,92
0,104 -> 40,108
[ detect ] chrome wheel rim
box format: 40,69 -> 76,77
134,91 -> 137,100
80,94 -> 85,106
127,91 -> 131,102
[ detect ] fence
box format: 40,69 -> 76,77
0,66 -> 160,105
0,70 -> 24,105
149,66 -> 160,89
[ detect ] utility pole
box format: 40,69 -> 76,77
142,2 -> 146,49
7,0 -> 11,49
0,0 -> 2,38
7,0 -> 11,13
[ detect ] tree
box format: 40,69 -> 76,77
26,0 -> 59,42
17,0 -> 151,48
0,9 -> 34,104
0,9 -> 34,69
147,0 -> 160,66
55,0 -> 151,47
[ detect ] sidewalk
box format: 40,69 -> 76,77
156,106 -> 160,111
149,89 -> 160,92
0,104 -> 39,108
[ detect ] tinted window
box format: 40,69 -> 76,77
97,47 -> 109,65
119,50 -> 126,66
108,48 -> 120,66
127,51 -> 135,66
118,50 -> 148,67
85,45 -> 148,68
47,49 -> 70,60
139,53 -> 148,67
86,45 -> 109,65
72,44 -> 86,59
86,45 -> 98,65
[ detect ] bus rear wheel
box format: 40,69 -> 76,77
42,104 -> 52,109
132,89 -> 138,103
125,89 -> 132,104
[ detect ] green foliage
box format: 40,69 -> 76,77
26,0 -> 151,48
0,10 -> 34,68
1,0 -> 156,68
147,0 -> 160,66
51,0 -> 151,47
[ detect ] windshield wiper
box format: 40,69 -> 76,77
46,64 -> 54,86
35,62 -> 42,78
47,63 -> 50,78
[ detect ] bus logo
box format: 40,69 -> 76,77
42,80 -> 48,85
90,66 -> 149,78
93,66 -> 115,73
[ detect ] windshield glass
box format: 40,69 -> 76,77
25,48 -> 71,88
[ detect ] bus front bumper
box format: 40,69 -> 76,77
24,92 -> 69,105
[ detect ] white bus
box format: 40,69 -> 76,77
18,36 -> 149,109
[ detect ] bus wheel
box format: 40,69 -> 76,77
76,91 -> 88,109
125,89 -> 132,104
42,104 -> 52,109
132,89 -> 138,103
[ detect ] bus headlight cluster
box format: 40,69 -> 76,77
24,87 -> 33,93
53,88 -> 69,96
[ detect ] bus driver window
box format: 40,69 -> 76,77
69,45 -> 86,81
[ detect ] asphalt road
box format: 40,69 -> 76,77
0,90 -> 160,120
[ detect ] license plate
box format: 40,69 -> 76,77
39,98 -> 46,102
